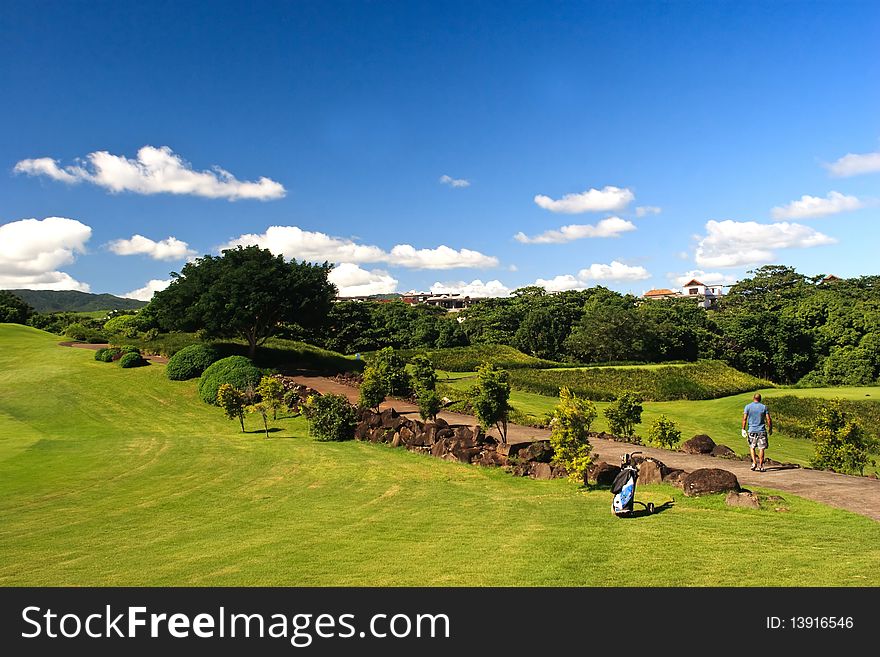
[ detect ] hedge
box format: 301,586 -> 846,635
197,356 -> 262,405
166,344 -> 221,381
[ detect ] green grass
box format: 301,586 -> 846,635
367,344 -> 565,371
1,324 -> 879,586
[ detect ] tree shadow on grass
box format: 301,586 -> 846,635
244,428 -> 284,434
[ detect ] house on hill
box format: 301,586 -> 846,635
642,288 -> 682,301
681,278 -> 723,308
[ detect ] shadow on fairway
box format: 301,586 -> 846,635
617,501 -> 675,519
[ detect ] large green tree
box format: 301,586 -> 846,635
151,245 -> 336,357
0,291 -> 34,324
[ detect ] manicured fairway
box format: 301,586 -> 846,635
1,325 -> 879,586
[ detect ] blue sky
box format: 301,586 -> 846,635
1,0 -> 878,299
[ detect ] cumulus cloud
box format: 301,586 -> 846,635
514,216 -> 636,244
429,279 -> 512,297
694,219 -> 836,268
329,263 -> 398,296
534,185 -> 634,214
771,191 -> 863,220
0,217 -> 92,291
635,205 -> 662,217
534,261 -> 650,292
222,225 -> 498,269
826,150 -> 880,177
123,278 -> 173,302
108,234 -> 195,261
14,145 -> 285,201
670,270 -> 740,287
439,174 -> 470,188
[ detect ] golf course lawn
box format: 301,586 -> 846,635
2,324 -> 879,586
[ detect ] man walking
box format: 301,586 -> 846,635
742,393 -> 772,472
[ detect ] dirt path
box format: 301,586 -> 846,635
291,373 -> 880,522
60,341 -> 169,364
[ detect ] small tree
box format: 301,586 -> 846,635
256,376 -> 285,420
647,414 -> 681,449
410,355 -> 438,391
217,383 -> 247,431
470,362 -> 511,444
604,392 -> 644,438
811,400 -> 874,475
247,401 -> 272,438
549,387 -> 597,483
417,387 -> 442,421
305,394 -> 357,441
371,347 -> 412,398
358,365 -> 386,412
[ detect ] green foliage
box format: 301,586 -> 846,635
810,400 -> 875,475
197,356 -> 262,405
410,355 -> 437,391
368,344 -> 562,372
469,362 -> 511,443
370,347 -> 411,397
0,290 -> 35,324
647,414 -> 682,449
765,395 -> 880,444
118,352 -> 145,368
217,383 -> 247,431
247,401 -> 272,438
150,245 -> 336,357
304,394 -> 357,442
604,392 -> 644,437
358,366 -> 386,411
416,387 -> 442,421
94,348 -> 108,361
102,314 -> 141,338
62,322 -> 107,343
118,345 -> 141,355
166,343 -> 221,380
256,376 -> 285,420
822,346 -> 877,385
507,360 -> 770,401
97,348 -> 121,362
549,387 -> 596,483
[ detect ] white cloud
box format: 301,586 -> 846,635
826,150 -> 880,177
439,174 -> 470,188
534,261 -> 650,292
14,145 -> 285,201
222,225 -> 498,270
0,217 -> 92,291
108,234 -> 195,261
430,279 -> 511,297
123,278 -> 172,302
533,274 -> 586,292
670,270 -> 740,288
694,219 -> 836,268
514,216 -> 636,244
771,191 -> 863,220
329,263 -> 398,296
534,185 -> 634,214
635,205 -> 662,217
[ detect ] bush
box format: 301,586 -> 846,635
63,322 -> 107,343
166,344 -> 221,381
416,387 -> 442,421
410,355 -> 438,391
94,348 -> 108,361
305,394 -> 357,441
371,347 -> 412,397
810,400 -> 876,475
103,314 -> 140,338
647,415 -> 681,449
197,356 -> 262,405
549,387 -> 596,483
369,344 -> 562,372
764,395 -> 880,443
118,352 -> 145,368
358,366 -> 386,411
98,348 -> 121,362
469,362 -> 511,443
604,392 -> 644,438
119,345 -> 141,355
217,383 -> 247,431
256,376 -> 285,420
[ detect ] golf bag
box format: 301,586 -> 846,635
611,452 -> 654,516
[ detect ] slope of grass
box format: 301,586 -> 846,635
1,324 -> 879,586
365,344 -> 564,372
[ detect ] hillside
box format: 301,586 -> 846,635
6,289 -> 147,313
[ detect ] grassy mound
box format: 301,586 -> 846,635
365,344 -> 563,372
763,394 -> 880,443
507,360 -> 772,401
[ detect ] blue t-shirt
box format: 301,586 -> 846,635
744,402 -> 769,433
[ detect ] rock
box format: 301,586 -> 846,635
354,421 -> 370,441
725,491 -> 760,509
636,459 -> 665,484
477,451 -> 508,468
431,439 -> 451,458
682,434 -> 716,455
379,407 -> 399,427
398,426 -> 414,445
588,461 -> 621,486
433,417 -> 449,429
451,443 -> 481,463
550,464 -> 568,479
683,468 -> 740,497
663,469 -> 688,488
517,440 -> 554,463
711,444 -> 737,459
390,432 -> 402,448
531,462 -> 553,480
497,440 -> 532,457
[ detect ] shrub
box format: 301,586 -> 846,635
198,356 -> 262,405
256,376 -> 285,420
119,345 -> 141,355
118,352 -> 145,368
217,383 -> 247,431
63,322 -> 107,343
647,414 -> 681,449
103,314 -> 140,338
358,366 -> 386,411
549,387 -> 596,483
416,386 -> 442,421
469,362 -> 511,444
811,400 -> 875,475
94,348 -> 108,361
371,347 -> 412,397
305,394 -> 357,441
604,392 -> 644,438
764,395 -> 880,443
99,348 -> 121,362
410,355 -> 438,391
166,344 -> 221,381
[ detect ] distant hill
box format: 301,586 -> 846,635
6,289 -> 147,313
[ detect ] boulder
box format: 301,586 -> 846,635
588,461 -> 621,486
725,491 -> 760,509
663,469 -> 688,488
636,459 -> 665,485
531,462 -> 553,480
431,438 -> 451,458
517,440 -> 554,463
390,432 -> 402,448
711,444 -> 737,459
497,440 -> 533,457
433,417 -> 449,429
683,468 -> 740,497
379,407 -> 399,427
397,426 -> 414,445
550,464 -> 568,479
477,451 -> 508,468
354,421 -> 370,441
682,434 -> 716,454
